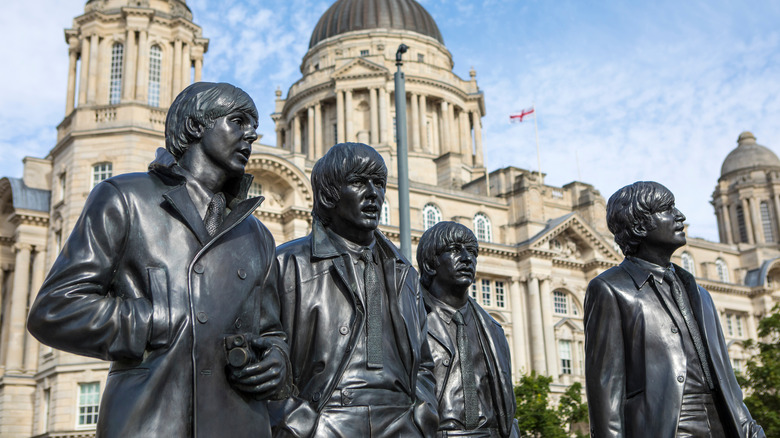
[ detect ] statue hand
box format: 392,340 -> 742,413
228,336 -> 290,400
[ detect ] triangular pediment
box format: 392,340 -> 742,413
332,58 -> 389,80
527,213 -> 622,264
554,317 -> 583,333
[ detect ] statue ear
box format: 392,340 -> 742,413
632,221 -> 648,238
317,191 -> 337,210
185,117 -> 205,139
421,259 -> 437,278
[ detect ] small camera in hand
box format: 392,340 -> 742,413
225,334 -> 257,368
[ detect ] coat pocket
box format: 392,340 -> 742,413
147,267 -> 171,348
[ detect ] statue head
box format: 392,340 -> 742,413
607,181 -> 686,257
417,221 -> 478,290
311,143 -> 388,243
165,82 -> 258,161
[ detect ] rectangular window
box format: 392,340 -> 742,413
58,173 -> 66,202
736,206 -> 748,243
726,314 -> 734,337
92,163 -> 113,188
481,279 -> 491,306
148,45 -> 162,107
77,382 -> 100,428
494,281 -> 505,308
333,123 -> 338,145
553,291 -> 568,315
109,43 -> 124,105
760,202 -> 775,242
360,49 -> 369,56
470,282 -> 478,300
42,388 -> 51,433
248,182 -> 262,198
736,315 -> 744,337
732,358 -> 743,373
418,53 -> 425,62
559,340 -> 572,375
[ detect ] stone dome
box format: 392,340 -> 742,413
309,0 -> 444,48
720,131 -> 780,177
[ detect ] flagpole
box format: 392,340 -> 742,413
532,102 -> 542,185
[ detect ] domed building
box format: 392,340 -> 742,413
0,0 -> 778,436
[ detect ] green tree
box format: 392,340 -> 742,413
514,372 -> 589,437
738,304 -> 780,436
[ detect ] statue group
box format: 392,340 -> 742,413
27,83 -> 762,437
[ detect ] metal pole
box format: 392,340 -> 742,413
394,44 -> 411,259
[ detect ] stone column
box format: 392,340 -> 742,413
24,249 -> 46,372
370,88 -> 379,144
78,36 -> 90,105
449,103 -> 457,153
750,197 -> 765,243
774,195 -> 780,240
276,126 -> 284,149
293,114 -> 302,154
440,101 -> 450,154
7,243 -> 32,371
194,57 -> 203,82
336,90 -> 345,143
86,34 -> 100,104
123,29 -> 137,101
410,93 -> 420,152
539,277 -> 558,377
459,110 -> 472,165
742,198 -> 755,244
473,111 -> 484,166
509,278 -> 528,375
721,204 -> 733,244
419,95 -> 428,152
345,89 -> 354,142
307,106 -> 315,160
526,275 -> 547,374
135,30 -> 148,103
181,43 -> 191,88
314,103 -> 323,157
431,104 -> 440,155
172,39 -> 182,97
65,44 -> 78,113
379,88 -> 388,144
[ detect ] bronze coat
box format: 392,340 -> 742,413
27,153 -> 288,438
584,258 -> 764,438
424,294 -> 520,438
270,220 -> 439,437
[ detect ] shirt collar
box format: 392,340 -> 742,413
426,293 -> 472,326
325,226 -> 377,263
626,256 -> 675,286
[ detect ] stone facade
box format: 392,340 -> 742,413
0,0 -> 778,436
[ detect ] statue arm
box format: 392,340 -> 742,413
413,281 -> 440,435
27,181 -> 153,361
584,277 -> 626,438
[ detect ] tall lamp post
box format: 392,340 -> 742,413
394,44 -> 411,259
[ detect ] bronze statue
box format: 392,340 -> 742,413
27,82 -> 291,438
271,142 -> 439,437
584,181 -> 764,437
417,221 -> 520,438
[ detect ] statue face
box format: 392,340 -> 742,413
199,111 -> 257,179
643,204 -> 687,253
329,171 -> 386,239
431,242 -> 477,291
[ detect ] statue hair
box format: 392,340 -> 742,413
606,181 -> 675,256
416,221 -> 478,289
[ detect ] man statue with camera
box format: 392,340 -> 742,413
28,82 -> 291,437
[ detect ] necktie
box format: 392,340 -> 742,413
663,269 -> 715,390
361,248 -> 383,369
204,192 -> 226,237
453,309 -> 479,429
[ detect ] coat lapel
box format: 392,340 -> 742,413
163,184 -> 210,245
425,308 -> 455,357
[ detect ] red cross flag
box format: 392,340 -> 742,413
510,107 -> 535,123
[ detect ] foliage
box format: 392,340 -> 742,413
738,304 -> 780,436
514,372 -> 589,438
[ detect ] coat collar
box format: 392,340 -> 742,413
310,219 -> 410,267
620,256 -> 661,290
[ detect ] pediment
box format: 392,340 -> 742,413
332,58 -> 389,80
528,213 -> 622,264
554,317 -> 583,333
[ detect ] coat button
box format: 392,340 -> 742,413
312,391 -> 321,402
443,359 -> 451,367
342,389 -> 353,405
677,375 -> 684,383
194,263 -> 204,274
339,326 -> 349,335
671,327 -> 679,334
197,312 -> 208,323
237,268 -> 247,279
235,318 -> 242,329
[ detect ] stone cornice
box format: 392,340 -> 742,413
10,211 -> 50,227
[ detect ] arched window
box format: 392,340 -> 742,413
681,251 -> 695,276
92,162 -> 113,188
380,201 -> 391,226
736,205 -> 748,243
553,290 -> 580,316
473,213 -> 492,242
109,43 -> 124,105
716,258 -> 729,283
422,203 -> 441,230
760,201 -> 774,243
148,45 -> 163,107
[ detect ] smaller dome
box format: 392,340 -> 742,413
720,131 -> 780,177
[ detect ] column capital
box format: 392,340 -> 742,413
13,242 -> 33,253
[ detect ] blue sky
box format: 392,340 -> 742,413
2,0 -> 780,241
